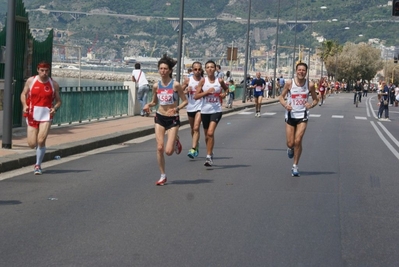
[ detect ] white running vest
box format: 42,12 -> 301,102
285,78 -> 309,119
186,76 -> 203,112
201,77 -> 223,114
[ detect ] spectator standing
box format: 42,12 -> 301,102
227,80 -> 235,108
395,85 -> 399,107
363,82 -> 368,97
377,81 -> 389,120
132,63 -> 150,117
216,65 -> 225,79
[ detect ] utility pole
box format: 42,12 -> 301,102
2,0 -> 16,149
175,0 -> 184,84
242,0 -> 251,103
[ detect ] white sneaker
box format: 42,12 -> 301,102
291,166 -> 300,177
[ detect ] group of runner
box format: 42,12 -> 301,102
143,55 -> 229,185
21,58 -> 319,182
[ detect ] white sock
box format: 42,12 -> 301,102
36,146 -> 46,166
161,174 -> 166,178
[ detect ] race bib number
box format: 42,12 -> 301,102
291,94 -> 307,106
255,86 -> 262,92
33,106 -> 50,121
206,96 -> 219,103
159,94 -> 172,102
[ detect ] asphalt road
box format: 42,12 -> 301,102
1,93 -> 399,267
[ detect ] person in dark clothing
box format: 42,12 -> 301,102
353,79 -> 363,104
377,81 -> 389,120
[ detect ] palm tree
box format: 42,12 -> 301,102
318,40 -> 342,79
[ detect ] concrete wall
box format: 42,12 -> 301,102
124,81 -> 141,116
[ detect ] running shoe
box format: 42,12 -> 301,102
174,136 -> 182,155
291,166 -> 300,177
187,148 -> 196,159
34,165 -> 42,175
156,176 -> 167,186
204,156 -> 213,167
193,147 -> 199,157
287,148 -> 294,159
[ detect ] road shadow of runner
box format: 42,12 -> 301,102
169,179 -> 213,185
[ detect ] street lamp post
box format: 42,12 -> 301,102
272,0 -> 281,98
175,0 -> 184,84
242,0 -> 251,103
2,0 -> 16,149
291,0 -> 299,78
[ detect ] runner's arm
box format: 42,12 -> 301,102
51,80 -> 62,115
143,83 -> 158,113
306,81 -> 318,109
20,77 -> 33,113
279,80 -> 292,111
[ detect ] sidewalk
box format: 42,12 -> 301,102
0,97 -> 279,173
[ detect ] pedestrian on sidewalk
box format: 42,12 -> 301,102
132,63 -> 150,116
279,62 -> 318,177
143,54 -> 188,186
194,60 -> 229,167
181,61 -> 204,159
20,61 -> 62,175
227,79 -> 235,108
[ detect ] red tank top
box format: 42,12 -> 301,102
28,76 -> 55,108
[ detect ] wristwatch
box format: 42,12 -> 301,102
175,107 -> 180,112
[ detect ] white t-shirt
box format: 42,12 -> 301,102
132,69 -> 149,88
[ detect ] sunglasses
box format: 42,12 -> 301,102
193,68 -> 201,71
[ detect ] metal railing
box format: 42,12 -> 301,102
53,85 -> 129,125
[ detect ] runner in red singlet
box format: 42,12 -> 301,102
20,61 -> 62,175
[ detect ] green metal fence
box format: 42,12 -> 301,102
52,85 -> 129,125
0,0 -> 53,127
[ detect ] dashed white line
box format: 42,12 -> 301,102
355,116 -> 367,120
332,115 -> 344,118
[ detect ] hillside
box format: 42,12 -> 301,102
0,0 -> 398,62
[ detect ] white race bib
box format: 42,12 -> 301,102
33,106 -> 50,121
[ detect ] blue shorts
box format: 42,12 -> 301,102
254,91 -> 263,98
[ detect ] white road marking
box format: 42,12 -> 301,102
371,121 -> 399,161
239,112 -> 254,115
261,112 -> 276,116
377,122 -> 399,148
332,115 -> 344,118
355,116 -> 367,120
309,114 -> 321,117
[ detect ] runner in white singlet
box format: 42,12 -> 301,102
279,62 -> 318,177
194,60 -> 228,167
181,61 -> 203,159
